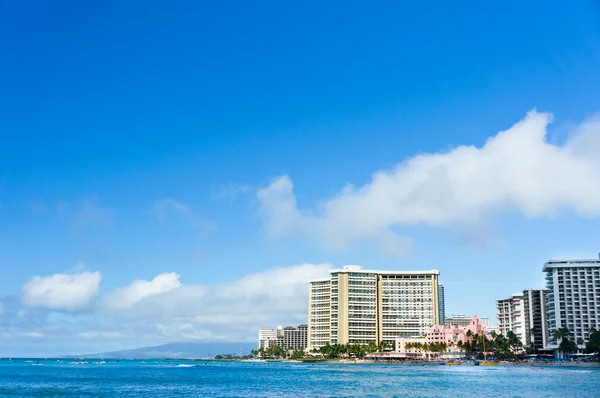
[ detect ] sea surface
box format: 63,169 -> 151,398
0,359 -> 599,397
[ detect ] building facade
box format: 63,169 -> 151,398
281,324 -> 308,350
258,324 -> 308,350
308,265 -> 440,350
444,314 -> 473,328
258,327 -> 283,350
395,314 -> 487,359
308,278 -> 331,349
496,293 -> 525,344
438,284 -> 445,326
522,289 -> 548,352
544,258 -> 600,349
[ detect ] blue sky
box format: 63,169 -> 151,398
1,1 -> 600,356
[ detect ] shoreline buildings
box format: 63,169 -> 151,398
494,255 -> 600,355
496,293 -> 525,345
445,314 -> 473,328
258,324 -> 308,350
308,265 -> 442,350
395,314 -> 486,359
522,289 -> 549,352
544,258 -> 600,350
438,284 -> 445,325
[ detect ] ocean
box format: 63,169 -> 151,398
0,359 -> 598,397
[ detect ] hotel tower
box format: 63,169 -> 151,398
308,265 -> 441,350
544,257 -> 600,349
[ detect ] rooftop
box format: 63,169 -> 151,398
543,258 -> 600,271
330,265 -> 439,275
308,265 -> 439,282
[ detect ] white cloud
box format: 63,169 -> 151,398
21,271 -> 102,311
153,198 -> 215,230
213,184 -> 251,200
74,199 -> 113,227
153,198 -> 190,218
190,248 -> 204,261
6,263 -> 331,347
21,331 -> 44,339
101,264 -> 330,323
102,273 -> 182,310
90,263 -> 330,342
257,111 -> 600,255
78,331 -> 128,340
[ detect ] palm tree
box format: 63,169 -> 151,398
554,327 -> 572,342
586,328 -> 600,354
554,328 -> 575,358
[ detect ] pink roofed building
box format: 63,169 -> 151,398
395,314 -> 487,359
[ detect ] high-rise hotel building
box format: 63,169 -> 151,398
496,293 -> 525,344
308,265 -> 441,350
522,289 -> 548,352
438,284 -> 445,325
544,258 -> 600,349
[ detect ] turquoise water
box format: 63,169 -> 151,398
0,359 -> 598,397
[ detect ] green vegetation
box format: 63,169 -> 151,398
312,341 -> 392,359
402,331 -> 524,360
289,349 -> 305,360
554,327 -> 577,357
213,353 -> 253,360
249,346 -> 305,360
585,328 -> 600,354
404,341 -> 447,354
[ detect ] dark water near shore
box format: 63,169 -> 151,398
0,359 -> 598,397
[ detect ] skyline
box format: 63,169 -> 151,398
1,1 -> 600,357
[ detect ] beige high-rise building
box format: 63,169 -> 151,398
308,265 -> 441,350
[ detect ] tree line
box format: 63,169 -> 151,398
312,341 -> 392,359
401,330 -> 523,360
214,328 -> 600,361
553,327 -> 600,357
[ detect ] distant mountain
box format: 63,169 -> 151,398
70,342 -> 257,359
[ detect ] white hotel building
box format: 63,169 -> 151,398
544,258 -> 600,349
496,293 -> 526,345
308,266 -> 441,350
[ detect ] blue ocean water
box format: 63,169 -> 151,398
0,359 -> 598,397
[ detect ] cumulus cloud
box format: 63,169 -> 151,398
21,271 -> 102,311
102,273 -> 182,310
257,111 -> 600,255
100,264 -> 330,325
6,263 -> 330,348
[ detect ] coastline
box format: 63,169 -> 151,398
237,358 -> 600,368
